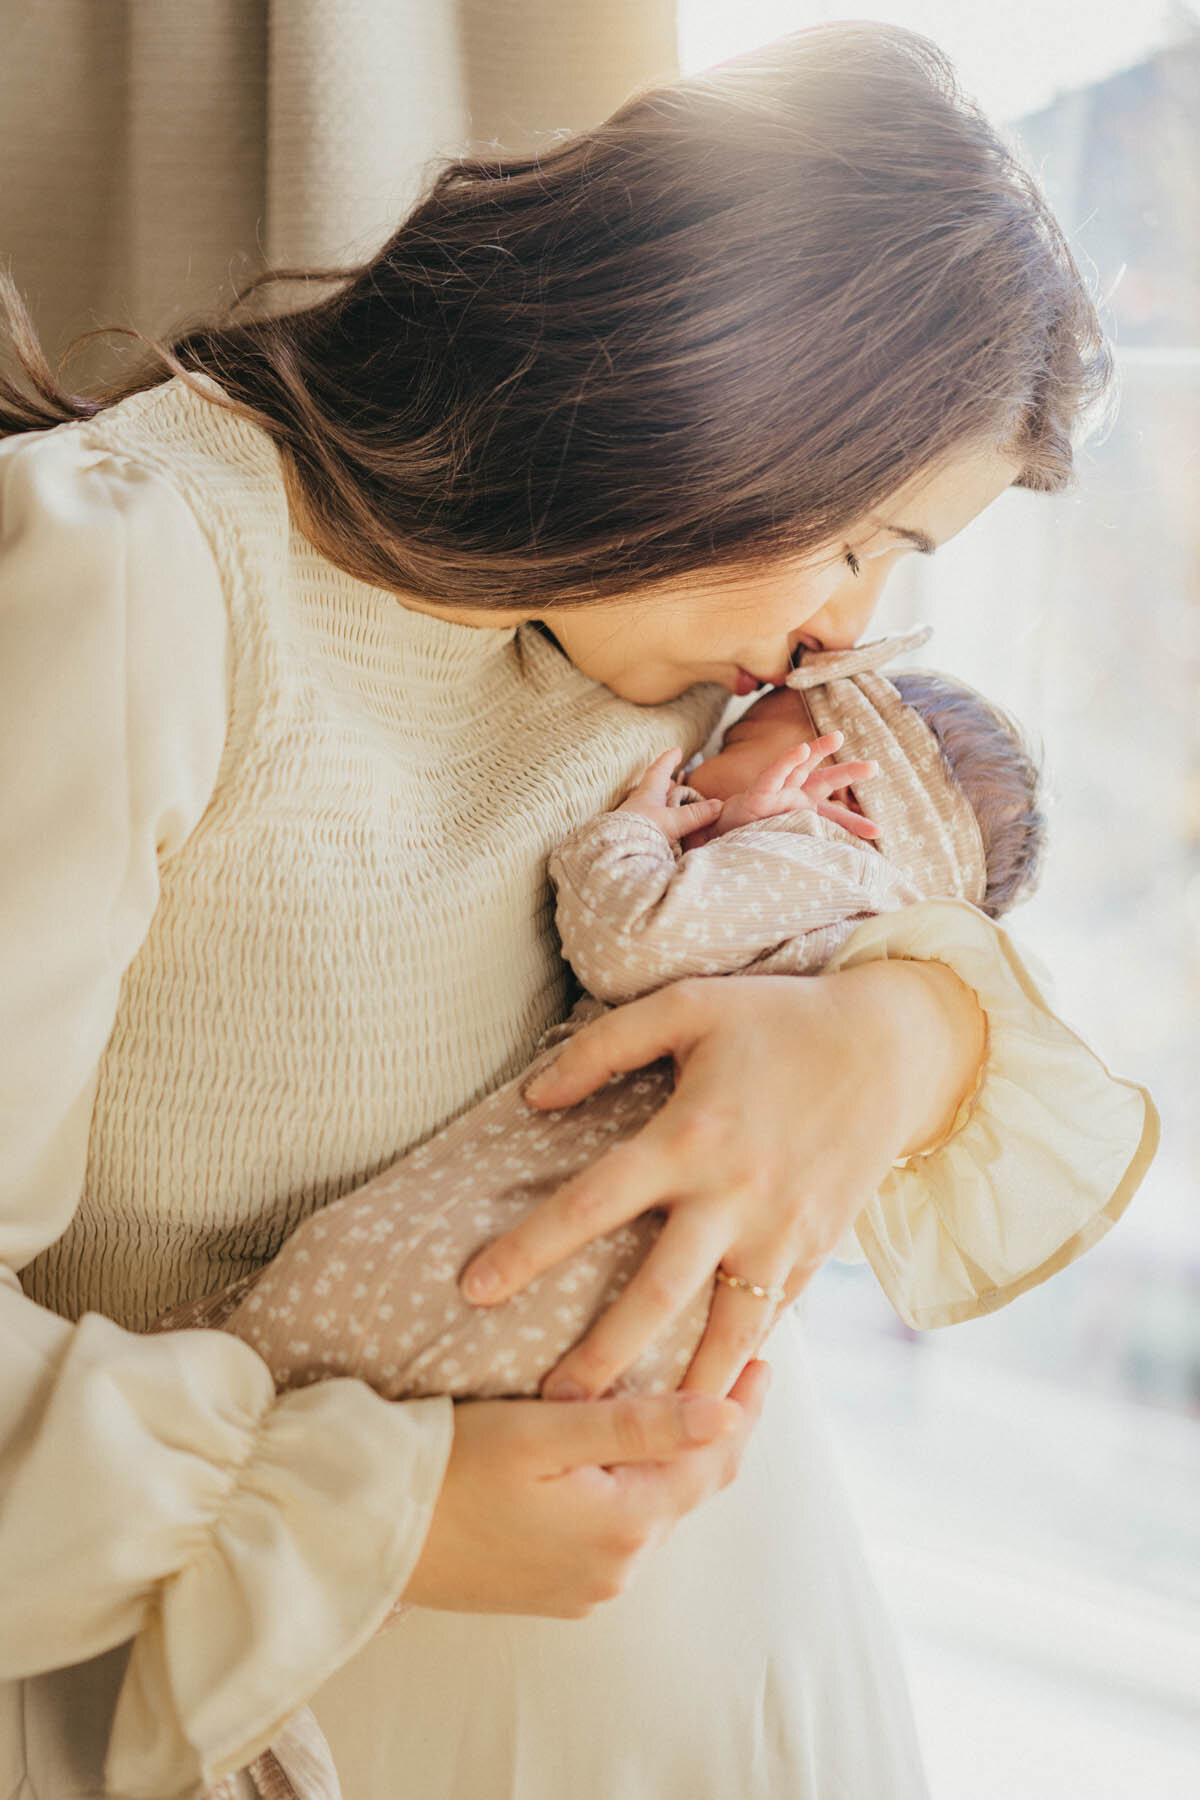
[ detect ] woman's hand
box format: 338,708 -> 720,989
461,962 -> 985,1398
402,1363 -> 767,1617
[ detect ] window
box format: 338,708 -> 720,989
676,7 -> 1200,1793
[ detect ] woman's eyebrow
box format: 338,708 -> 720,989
876,523 -> 938,555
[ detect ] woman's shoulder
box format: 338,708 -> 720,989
0,411 -> 231,830
0,376 -> 284,547
2,379 -> 303,647
0,407 -> 228,609
77,376 -> 284,507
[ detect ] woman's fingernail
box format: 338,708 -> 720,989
463,1264 -> 500,1302
543,1378 -> 588,1402
524,1069 -> 557,1102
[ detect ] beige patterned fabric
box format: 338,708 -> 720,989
787,628 -> 988,906
161,772 -> 1150,1395
157,801 -> 923,1395
163,1008 -> 691,1397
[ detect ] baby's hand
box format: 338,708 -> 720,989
617,748 -> 724,844
685,734 -> 882,848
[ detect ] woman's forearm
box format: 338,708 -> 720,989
832,956 -> 987,1159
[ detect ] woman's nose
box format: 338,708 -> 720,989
799,568 -> 891,651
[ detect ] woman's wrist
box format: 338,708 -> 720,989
836,957 -> 987,1159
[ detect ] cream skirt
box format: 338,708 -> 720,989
309,1310 -> 929,1800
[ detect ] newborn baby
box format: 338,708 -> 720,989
160,628 -> 1137,1405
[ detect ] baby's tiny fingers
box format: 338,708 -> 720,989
817,800 -> 880,839
635,747 -> 682,791
801,759 -> 877,798
745,743 -> 815,799
675,797 -> 722,825
790,732 -> 843,777
755,734 -> 845,797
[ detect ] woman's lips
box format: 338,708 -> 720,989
734,666 -> 789,695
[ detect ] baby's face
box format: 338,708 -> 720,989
689,688 -> 823,796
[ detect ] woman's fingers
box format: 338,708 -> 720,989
523,984 -> 704,1110
540,1208 -> 731,1400
461,1130 -> 675,1304
461,994 -> 715,1304
402,1378 -> 762,1617
679,1255 -> 805,1397
612,1357 -> 770,1509
725,1354 -> 772,1412
531,1386 -> 741,1471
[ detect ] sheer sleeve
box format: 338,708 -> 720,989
552,802 -> 1155,1330
826,899 -> 1158,1329
0,429 -> 453,1798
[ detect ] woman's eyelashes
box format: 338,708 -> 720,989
843,549 -> 862,577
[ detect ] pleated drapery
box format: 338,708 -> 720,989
0,0 -> 678,383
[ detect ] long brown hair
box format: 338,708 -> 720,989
0,22 -> 1111,610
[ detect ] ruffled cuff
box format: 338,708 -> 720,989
826,899 -> 1159,1330
106,1377 -> 453,1800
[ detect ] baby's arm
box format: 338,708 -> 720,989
549,755 -> 904,1007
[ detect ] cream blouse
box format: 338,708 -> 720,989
0,378 -> 1157,1798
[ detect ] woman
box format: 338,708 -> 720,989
0,23 -> 1152,1800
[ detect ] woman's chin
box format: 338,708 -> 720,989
607,674 -> 697,705
594,664 -> 732,706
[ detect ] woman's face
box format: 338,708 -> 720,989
537,445 -> 1021,704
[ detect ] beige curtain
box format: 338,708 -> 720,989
0,0 -> 677,383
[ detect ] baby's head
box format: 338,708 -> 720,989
888,668 -> 1045,918
691,631 -> 1044,919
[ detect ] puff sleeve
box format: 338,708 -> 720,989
827,900 -> 1159,1329
0,429 -> 453,1798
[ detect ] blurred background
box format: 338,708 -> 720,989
689,9 -> 1200,1795
2,3 -> 1196,1794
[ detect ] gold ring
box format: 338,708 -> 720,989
714,1266 -> 785,1304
